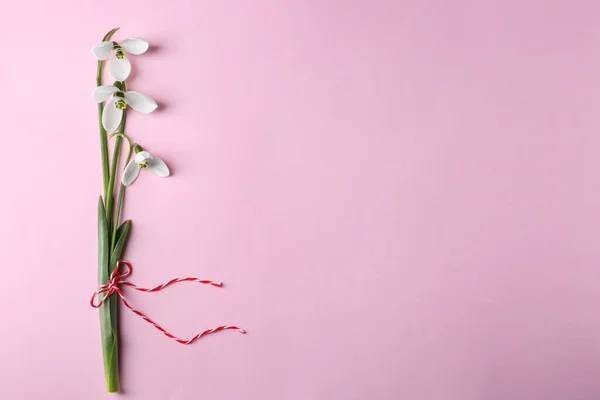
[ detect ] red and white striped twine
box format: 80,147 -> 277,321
91,260 -> 246,344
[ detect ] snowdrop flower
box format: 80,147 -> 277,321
122,150 -> 170,186
92,38 -> 149,81
92,86 -> 157,132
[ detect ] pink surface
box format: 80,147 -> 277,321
1,0 -> 600,399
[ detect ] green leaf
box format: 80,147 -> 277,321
113,220 -> 131,252
98,197 -> 110,285
98,197 -> 119,392
109,219 -> 130,328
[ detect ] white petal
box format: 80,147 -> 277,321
124,91 -> 157,114
134,151 -> 153,163
102,98 -> 123,132
122,159 -> 141,186
92,41 -> 114,60
92,85 -> 119,103
148,157 -> 170,177
108,54 -> 131,81
120,38 -> 149,55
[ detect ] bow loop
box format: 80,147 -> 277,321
90,260 -> 132,308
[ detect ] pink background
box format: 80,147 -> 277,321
2,0 -> 600,399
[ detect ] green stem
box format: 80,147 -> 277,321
111,156 -> 132,246
96,27 -> 120,394
97,74 -> 109,198
105,133 -> 133,246
105,108 -> 127,224
97,27 -> 119,199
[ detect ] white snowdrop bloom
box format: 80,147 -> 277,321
92,38 -> 149,81
92,85 -> 157,132
122,151 -> 170,186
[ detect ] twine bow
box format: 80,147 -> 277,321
91,260 -> 245,344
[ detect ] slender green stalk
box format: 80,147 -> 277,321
105,106 -> 127,224
112,164 -> 131,246
96,27 -> 121,393
97,88 -> 109,196
97,27 -> 119,198
105,132 -> 133,246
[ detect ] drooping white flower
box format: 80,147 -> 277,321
91,38 -> 149,81
92,86 -> 157,132
122,151 -> 170,186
